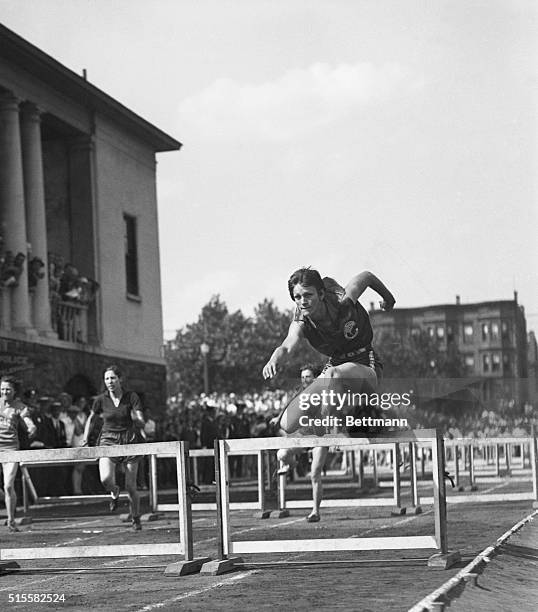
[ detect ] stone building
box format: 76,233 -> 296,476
370,293 -> 530,405
0,25 -> 180,411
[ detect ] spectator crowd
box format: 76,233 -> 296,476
2,380 -> 536,495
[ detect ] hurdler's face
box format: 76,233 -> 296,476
292,283 -> 325,319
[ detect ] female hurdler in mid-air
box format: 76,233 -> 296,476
263,268 -> 395,522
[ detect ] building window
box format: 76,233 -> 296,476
447,325 -> 454,343
464,355 -> 475,369
482,354 -> 490,373
481,323 -> 489,342
503,353 -> 512,374
501,321 -> 511,342
428,327 -> 435,338
436,326 -> 445,340
124,214 -> 139,297
491,322 -> 499,340
463,324 -> 473,342
492,353 -> 501,372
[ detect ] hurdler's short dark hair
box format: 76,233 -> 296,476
287,267 -> 324,300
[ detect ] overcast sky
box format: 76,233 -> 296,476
2,1 -> 537,337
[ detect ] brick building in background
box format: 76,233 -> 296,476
0,25 -> 180,411
370,292 -> 532,407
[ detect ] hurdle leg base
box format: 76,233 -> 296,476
199,557 -> 244,575
254,510 -> 271,519
470,485 -> 478,491
427,550 -> 461,569
0,561 -> 20,574
164,556 -> 212,576
4,517 -> 32,526
457,485 -> 465,492
412,505 -> 423,515
121,512 -> 162,522
142,512 -> 162,522
462,572 -> 479,587
270,509 -> 290,518
390,506 -> 406,516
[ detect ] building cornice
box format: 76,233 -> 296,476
0,24 -> 181,153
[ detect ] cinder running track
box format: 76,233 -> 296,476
0,483 -> 535,611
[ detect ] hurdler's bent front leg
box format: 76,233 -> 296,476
279,367 -> 346,434
276,447 -> 300,475
279,363 -> 377,434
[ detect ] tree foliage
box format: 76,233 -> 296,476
166,298 -> 468,397
166,295 -> 325,396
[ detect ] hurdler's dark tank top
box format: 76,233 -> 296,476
293,277 -> 374,365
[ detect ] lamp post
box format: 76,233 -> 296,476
200,342 -> 210,394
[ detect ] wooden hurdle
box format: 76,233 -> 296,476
148,448 -> 268,516
0,441 -> 209,576
200,430 -> 459,575
442,437 -> 534,490
17,458 -> 136,519
274,441 -> 422,516
414,436 -> 538,506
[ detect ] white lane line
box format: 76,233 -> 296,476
134,570 -> 259,612
196,515 -> 307,546
480,481 -> 510,495
363,509 -> 433,533
47,518 -> 105,530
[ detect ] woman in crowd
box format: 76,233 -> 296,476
83,365 -> 145,531
263,268 -> 395,521
0,375 -> 37,532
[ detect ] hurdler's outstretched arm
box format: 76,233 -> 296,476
262,321 -> 304,380
345,271 -> 395,311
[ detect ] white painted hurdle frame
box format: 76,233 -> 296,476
149,448 -> 266,513
18,459 -> 133,514
443,436 -> 536,489
0,441 -> 206,573
215,430 -> 451,560
276,441 -> 420,512
432,436 -> 538,507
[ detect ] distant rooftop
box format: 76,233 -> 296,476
370,293 -> 521,315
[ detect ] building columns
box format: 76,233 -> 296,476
21,102 -> 56,337
0,92 -> 35,335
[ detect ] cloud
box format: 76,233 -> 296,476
178,62 -> 422,142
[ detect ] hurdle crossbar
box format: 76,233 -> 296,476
277,442 -> 419,512
149,448 -> 266,513
442,437 -> 536,492
18,459 -> 133,514
0,442 -> 209,574
212,430 -> 457,568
